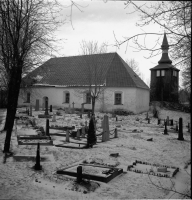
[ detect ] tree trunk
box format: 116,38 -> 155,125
3,67 -> 22,153
92,97 -> 95,114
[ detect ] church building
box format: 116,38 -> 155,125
150,33 -> 179,102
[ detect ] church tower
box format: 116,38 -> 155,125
150,33 -> 179,102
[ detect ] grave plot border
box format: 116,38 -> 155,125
38,114 -> 52,118
17,139 -> 53,146
57,164 -> 123,183
49,126 -> 75,131
17,135 -> 51,140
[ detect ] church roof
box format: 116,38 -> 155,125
23,52 -> 149,90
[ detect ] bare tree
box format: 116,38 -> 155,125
0,0 -> 62,153
126,58 -> 141,78
77,40 -> 108,114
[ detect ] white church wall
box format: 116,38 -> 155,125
18,86 -> 149,113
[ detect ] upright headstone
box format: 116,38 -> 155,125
176,121 -> 178,131
146,112 -> 149,120
44,98 -> 49,115
116,116 -> 118,121
81,103 -> 84,115
52,113 -> 56,122
46,119 -> 50,136
167,116 -> 169,126
81,127 -> 85,137
66,130 -> 70,142
164,121 -> 168,135
102,115 -> 109,142
77,166 -> 82,183
30,105 -> 32,116
76,129 -> 80,140
34,143 -> 42,170
114,128 -> 118,138
158,119 -> 161,125
50,105 -> 52,112
35,99 -> 39,111
148,118 -> 150,124
170,119 -> 173,126
178,117 -> 184,140
72,102 -> 75,114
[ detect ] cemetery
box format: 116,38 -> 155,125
0,103 -> 191,199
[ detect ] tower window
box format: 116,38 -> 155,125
86,93 -> 91,104
161,70 -> 165,76
173,71 -> 177,77
156,70 -> 160,77
63,91 -> 70,103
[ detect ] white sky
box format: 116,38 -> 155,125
53,0 -> 167,86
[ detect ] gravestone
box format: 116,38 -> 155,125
76,129 -> 80,140
50,105 -> 52,112
148,118 -> 150,124
30,105 -> 32,116
102,115 -> 110,142
146,112 -> 149,120
170,119 -> 173,126
178,117 -> 184,140
164,121 -> 168,135
167,116 -> 169,126
114,128 -> 118,138
77,166 -> 82,183
116,116 -> 118,121
72,102 -> 75,114
52,113 -> 56,122
81,127 -> 85,137
66,130 -> 70,142
176,121 -> 178,131
44,98 -> 49,115
188,123 -> 191,133
46,119 -> 50,136
35,99 -> 39,111
81,103 -> 84,114
158,119 -> 161,125
34,143 -> 42,170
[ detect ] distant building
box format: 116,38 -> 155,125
150,33 -> 179,102
18,52 -> 150,114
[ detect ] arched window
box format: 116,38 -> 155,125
63,91 -> 70,103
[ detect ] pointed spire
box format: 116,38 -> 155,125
158,33 -> 172,64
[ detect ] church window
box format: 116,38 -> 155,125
26,93 -> 30,103
63,91 -> 70,103
156,70 -> 160,77
161,70 -> 165,76
115,93 -> 122,105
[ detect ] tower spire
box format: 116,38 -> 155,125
158,33 -> 172,64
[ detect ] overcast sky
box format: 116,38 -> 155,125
54,0 -> 166,85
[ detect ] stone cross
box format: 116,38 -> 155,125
178,117 -> 184,140
35,99 -> 39,111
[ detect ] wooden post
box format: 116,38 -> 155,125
77,166 -> 82,183
178,118 -> 184,140
30,105 -> 32,116
66,130 -> 70,142
34,143 -> 42,170
164,121 -> 168,135
46,119 -> 49,136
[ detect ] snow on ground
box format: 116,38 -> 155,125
0,108 -> 191,200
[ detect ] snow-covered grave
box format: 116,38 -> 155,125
0,107 -> 191,199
